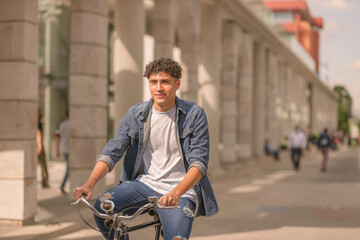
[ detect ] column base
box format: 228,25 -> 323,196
0,216 -> 34,226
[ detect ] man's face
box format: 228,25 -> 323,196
148,72 -> 180,112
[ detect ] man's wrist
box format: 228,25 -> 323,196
83,182 -> 94,191
171,188 -> 182,199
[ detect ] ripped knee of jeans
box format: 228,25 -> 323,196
99,192 -> 115,201
183,206 -> 194,219
173,236 -> 187,240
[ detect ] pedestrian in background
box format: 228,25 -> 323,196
55,110 -> 69,193
264,139 -> 279,160
37,109 -> 50,188
317,128 -> 332,172
288,125 -> 307,171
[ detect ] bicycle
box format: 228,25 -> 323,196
71,195 -> 179,240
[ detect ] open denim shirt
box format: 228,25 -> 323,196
97,97 -> 218,217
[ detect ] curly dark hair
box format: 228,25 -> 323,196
143,57 -> 182,79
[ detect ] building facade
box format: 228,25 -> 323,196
0,0 -> 337,225
264,0 -> 323,74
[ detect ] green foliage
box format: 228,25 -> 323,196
337,102 -> 350,133
334,86 -> 352,134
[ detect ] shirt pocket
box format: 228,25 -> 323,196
179,128 -> 192,154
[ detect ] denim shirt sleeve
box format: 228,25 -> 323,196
187,108 -> 209,177
96,111 -> 133,171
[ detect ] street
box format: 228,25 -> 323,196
51,146 -> 360,240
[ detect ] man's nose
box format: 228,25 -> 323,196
155,83 -> 163,90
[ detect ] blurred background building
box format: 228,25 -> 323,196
0,0 -> 339,225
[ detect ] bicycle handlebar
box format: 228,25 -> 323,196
71,196 -> 179,221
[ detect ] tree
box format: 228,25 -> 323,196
333,86 -> 352,134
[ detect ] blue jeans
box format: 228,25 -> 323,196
94,180 -> 196,240
291,148 -> 302,170
60,153 -> 69,189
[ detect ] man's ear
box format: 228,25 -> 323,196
176,79 -> 181,89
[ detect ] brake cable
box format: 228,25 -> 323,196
76,204 -> 101,232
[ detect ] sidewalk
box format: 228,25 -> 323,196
0,144 -> 350,240
0,161 -> 93,240
191,143 -> 360,240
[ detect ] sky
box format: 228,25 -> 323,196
307,0 -> 360,118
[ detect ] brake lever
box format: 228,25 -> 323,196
71,195 -> 85,206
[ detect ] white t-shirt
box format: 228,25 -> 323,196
288,130 -> 306,149
59,119 -> 69,154
137,106 -> 197,203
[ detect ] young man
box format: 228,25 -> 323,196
73,58 -> 218,240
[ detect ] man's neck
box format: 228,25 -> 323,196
153,102 -> 176,112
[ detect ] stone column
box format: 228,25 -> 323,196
290,69 -> 300,127
286,65 -> 293,132
113,0 -> 144,127
69,0 -> 108,197
298,75 -> 309,129
265,52 -> 280,150
0,0 -> 38,225
277,60 -> 285,144
113,0 -> 144,180
177,0 -> 201,103
221,21 -> 241,164
307,82 -> 314,132
253,42 -> 266,158
238,33 -> 254,159
153,0 -> 177,58
278,61 -> 285,142
312,86 -> 322,132
293,70 -> 301,125
198,1 -> 222,171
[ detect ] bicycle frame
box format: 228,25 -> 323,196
71,196 -> 178,240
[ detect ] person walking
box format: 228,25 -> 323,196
317,128 -> 332,172
37,109 -> 50,188
288,125 -> 307,171
73,58 -> 218,240
55,110 -> 69,193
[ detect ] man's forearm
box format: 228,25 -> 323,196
73,161 -> 110,200
171,166 -> 202,198
83,161 -> 110,189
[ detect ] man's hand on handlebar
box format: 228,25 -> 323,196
73,185 -> 92,201
158,191 -> 180,207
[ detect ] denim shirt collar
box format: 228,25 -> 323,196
175,96 -> 187,115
